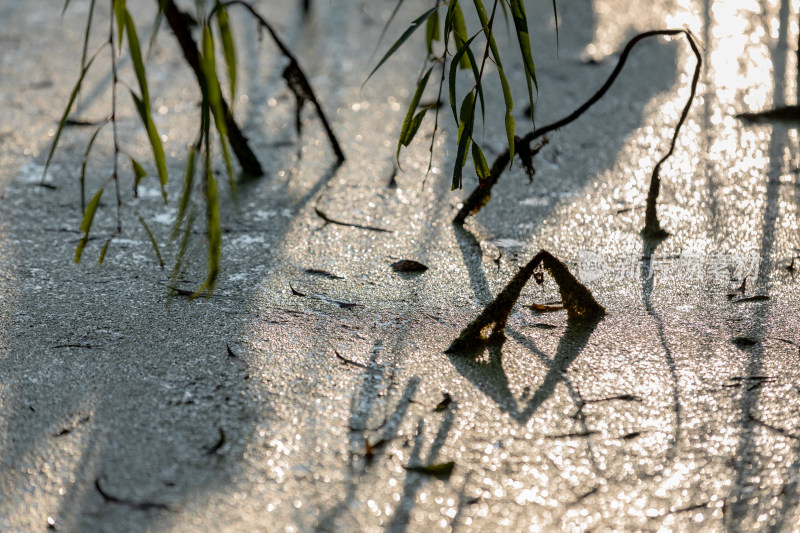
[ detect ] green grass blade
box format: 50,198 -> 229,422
80,120 -> 108,212
552,0 -> 559,50
464,45 -> 484,125
113,0 -> 126,51
219,134 -> 238,208
444,0 -> 456,49
374,0 -> 406,54
472,0 -> 502,68
97,234 -> 115,264
192,156 -> 221,299
471,141 -> 490,182
205,162 -> 221,295
451,2 -> 471,69
505,110 -> 515,163
169,206 -> 196,295
130,91 -> 168,203
509,0 -> 537,119
75,186 -> 104,263
497,63 -> 513,110
42,49 -> 100,183
524,73 -> 534,123
79,0 -> 96,73
134,210 -> 164,268
452,91 -> 474,190
131,157 -> 147,194
124,9 -> 150,108
496,63 -> 514,161
448,33 -> 479,123
364,5 -> 440,87
405,109 -> 429,146
200,23 -> 236,207
172,143 -> 198,243
425,8 -> 440,55
216,4 -> 237,106
499,0 -> 510,34
201,24 -> 228,136
397,66 -> 434,165
147,0 -> 169,59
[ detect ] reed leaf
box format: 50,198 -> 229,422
113,0 -> 126,51
425,8 -> 440,55
448,33 -> 479,123
79,121 -> 108,212
216,4 -> 237,106
509,0 -> 537,120
397,66 -> 434,165
364,5 -> 440,87
42,49 -> 101,183
471,141 -> 490,183
171,142 -> 198,243
130,91 -> 168,203
134,209 -> 164,268
75,186 -> 104,263
124,9 -> 150,108
452,91 -> 475,189
131,157 -> 147,194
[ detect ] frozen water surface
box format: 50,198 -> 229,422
1,1 -> 800,532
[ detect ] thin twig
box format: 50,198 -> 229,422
327,341 -> 368,369
109,8 -> 121,232
454,29 -> 702,233
160,0 -> 263,175
315,208 -> 391,233
94,478 -> 171,511
215,1 -> 345,162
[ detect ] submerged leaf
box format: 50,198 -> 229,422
732,336 -> 758,348
434,392 -> 453,411
404,461 -> 455,479
391,259 -> 429,272
732,294 -> 770,303
304,268 -> 344,280
530,303 -> 563,313
736,105 -> 800,124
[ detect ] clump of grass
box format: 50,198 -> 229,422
50,0 -> 343,297
446,250 -> 604,353
449,29 -> 701,240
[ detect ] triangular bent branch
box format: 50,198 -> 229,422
446,250 -> 604,352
